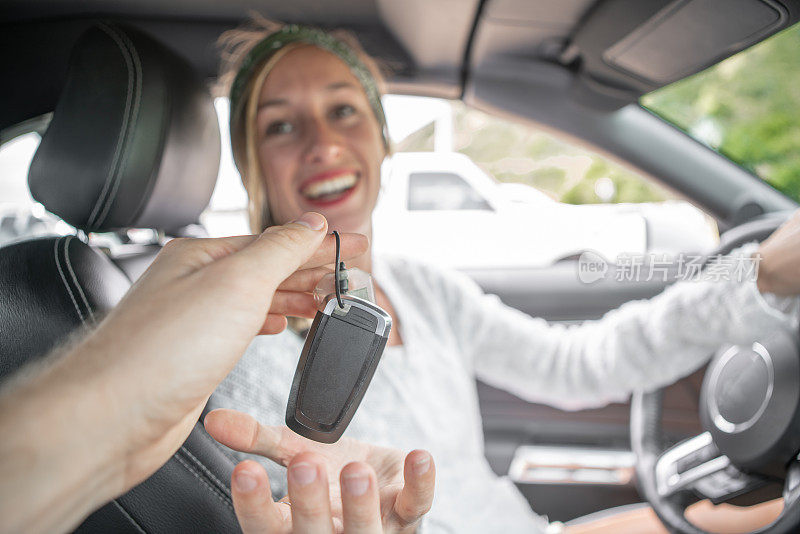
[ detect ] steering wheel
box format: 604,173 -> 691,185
631,211 -> 800,533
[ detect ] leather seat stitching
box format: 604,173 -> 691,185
95,26 -> 143,228
179,446 -> 232,497
173,454 -> 234,510
63,236 -> 96,324
88,23 -> 135,228
112,500 -> 147,534
54,237 -> 86,325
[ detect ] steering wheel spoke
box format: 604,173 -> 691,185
657,432 -> 776,505
656,432 -> 728,499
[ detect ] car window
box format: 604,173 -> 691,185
375,96 -> 719,268
0,132 -> 38,211
407,172 -> 492,211
0,132 -> 74,245
642,23 -> 800,202
389,98 -> 679,206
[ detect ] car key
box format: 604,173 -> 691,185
286,232 -> 392,443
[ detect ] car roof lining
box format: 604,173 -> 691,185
2,0 -> 799,223
4,0 -> 800,130
0,0 -> 478,131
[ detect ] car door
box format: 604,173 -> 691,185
466,261 -> 705,522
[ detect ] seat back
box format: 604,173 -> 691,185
0,235 -> 129,377
0,21 -> 242,533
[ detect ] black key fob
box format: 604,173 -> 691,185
286,294 -> 392,443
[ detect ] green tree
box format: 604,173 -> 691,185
643,24 -> 800,202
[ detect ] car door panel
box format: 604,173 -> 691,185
464,262 -> 705,521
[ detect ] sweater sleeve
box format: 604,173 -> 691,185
438,244 -> 800,410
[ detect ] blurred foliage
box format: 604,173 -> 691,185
560,159 -> 670,204
642,23 -> 800,202
396,101 -> 672,204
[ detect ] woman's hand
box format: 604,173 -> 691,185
757,209 -> 800,296
205,409 -> 435,533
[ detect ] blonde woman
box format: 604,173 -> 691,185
208,16 -> 800,533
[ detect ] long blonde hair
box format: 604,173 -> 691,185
216,14 -> 390,232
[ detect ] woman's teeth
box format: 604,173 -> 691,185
301,174 -> 357,200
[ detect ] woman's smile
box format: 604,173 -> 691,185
298,168 -> 361,207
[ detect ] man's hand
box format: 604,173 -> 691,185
205,409 -> 435,533
97,213 -> 368,489
0,213 -> 369,534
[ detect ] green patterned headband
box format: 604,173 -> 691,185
229,25 -> 388,148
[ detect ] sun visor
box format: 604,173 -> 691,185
568,0 -> 800,109
603,0 -> 787,85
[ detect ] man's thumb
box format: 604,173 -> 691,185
233,212 -> 328,288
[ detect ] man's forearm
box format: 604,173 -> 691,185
0,341 -> 127,534
0,216 -> 347,533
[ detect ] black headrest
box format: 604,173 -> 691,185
28,22 -> 220,233
0,236 -> 130,380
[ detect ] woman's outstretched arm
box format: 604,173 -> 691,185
448,211 -> 800,410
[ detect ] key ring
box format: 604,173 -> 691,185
312,234 -> 374,310
333,230 -> 345,309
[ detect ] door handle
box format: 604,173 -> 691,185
508,445 -> 635,485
